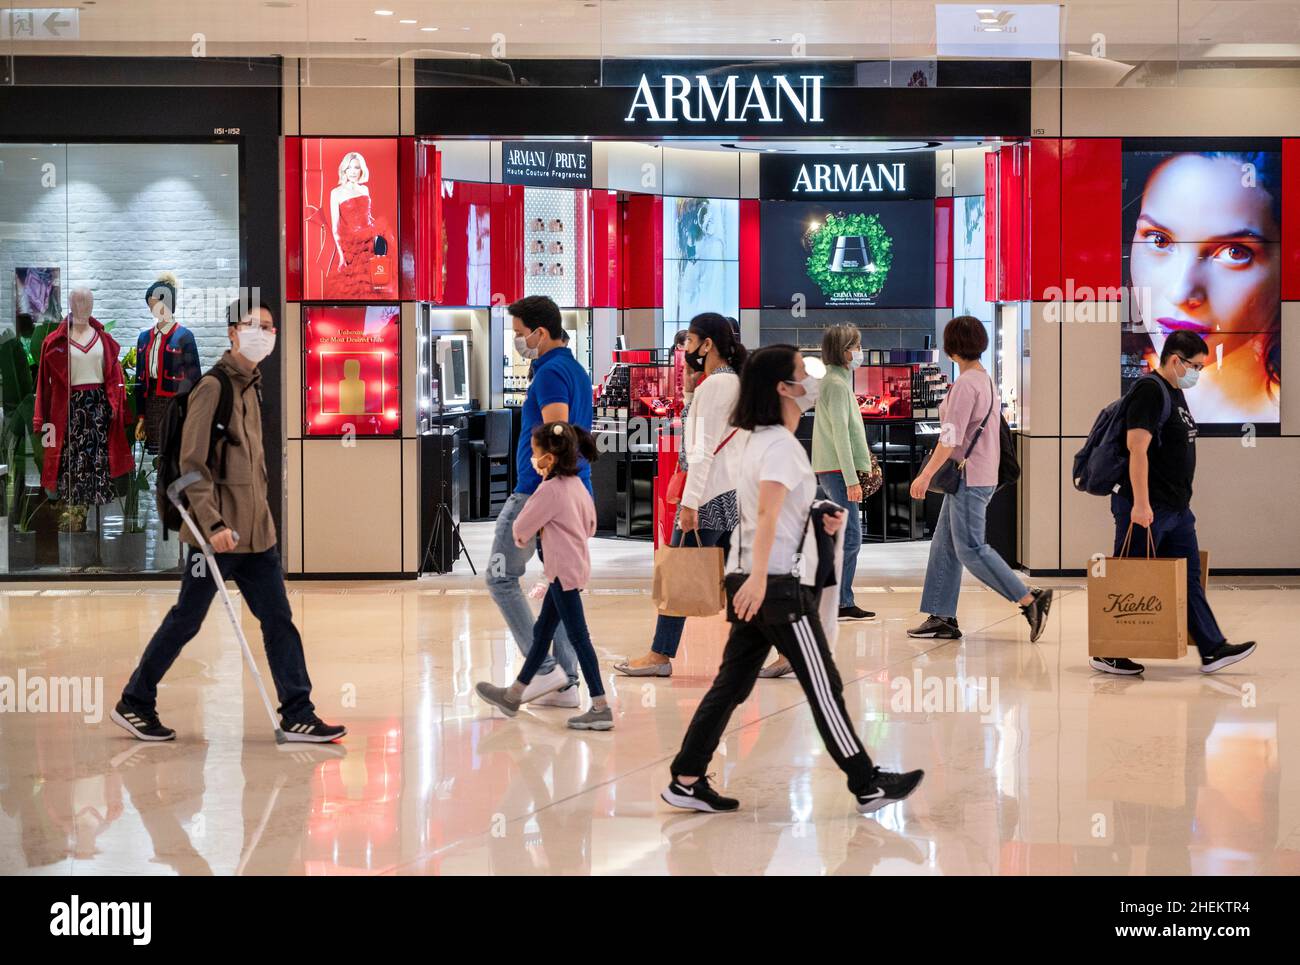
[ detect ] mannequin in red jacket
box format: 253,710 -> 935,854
32,287 -> 132,497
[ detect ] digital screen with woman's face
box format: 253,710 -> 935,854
1121,143 -> 1282,435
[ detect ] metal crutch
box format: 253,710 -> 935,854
167,471 -> 287,744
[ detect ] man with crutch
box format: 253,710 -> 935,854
113,299 -> 345,744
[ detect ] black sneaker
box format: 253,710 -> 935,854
661,774 -> 740,813
111,700 -> 176,742
281,714 -> 347,743
1089,656 -> 1145,676
856,768 -> 925,814
1021,588 -> 1053,643
1200,641 -> 1257,674
906,615 -> 961,639
838,605 -> 877,621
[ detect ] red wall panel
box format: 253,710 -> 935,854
739,198 -> 761,310
1061,138 -> 1122,298
934,196 -> 953,309
588,189 -> 622,308
621,193 -> 663,309
490,184 -> 524,306
1283,140 -> 1300,300
414,144 -> 441,302
985,151 -> 998,303
1029,138 -> 1062,300
284,136 -> 302,301
998,143 -> 1028,302
438,181 -> 492,306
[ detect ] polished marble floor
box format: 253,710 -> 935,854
1,532 -> 1297,875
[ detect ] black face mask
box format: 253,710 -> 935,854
683,343 -> 709,373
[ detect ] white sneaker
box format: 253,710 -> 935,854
531,683 -> 581,708
521,667 -> 569,703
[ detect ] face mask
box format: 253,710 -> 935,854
1177,361 -> 1200,390
237,327 -> 275,365
786,375 -> 820,413
849,350 -> 864,369
514,330 -> 540,360
684,344 -> 708,373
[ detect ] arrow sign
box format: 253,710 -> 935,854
1,8 -> 80,41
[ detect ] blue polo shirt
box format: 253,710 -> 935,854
516,346 -> 593,495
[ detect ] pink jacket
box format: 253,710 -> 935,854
512,474 -> 596,591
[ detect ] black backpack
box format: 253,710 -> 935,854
1072,374 -> 1171,497
997,412 -> 1020,491
155,368 -> 237,538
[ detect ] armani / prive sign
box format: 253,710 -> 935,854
625,73 -> 825,124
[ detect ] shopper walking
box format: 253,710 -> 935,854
486,295 -> 593,709
661,345 -> 924,815
812,323 -> 876,622
1091,330 -> 1257,676
476,423 -> 612,730
113,300 -> 346,743
616,312 -> 747,677
907,315 -> 1053,643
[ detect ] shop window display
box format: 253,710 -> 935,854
0,143 -> 240,575
1120,141 -> 1282,435
303,305 -> 401,437
662,197 -> 739,346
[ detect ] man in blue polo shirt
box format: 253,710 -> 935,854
486,295 -> 593,709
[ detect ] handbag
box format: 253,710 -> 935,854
666,428 -> 738,507
929,375 -> 997,496
652,529 -> 726,617
723,493 -> 814,625
857,454 -> 883,499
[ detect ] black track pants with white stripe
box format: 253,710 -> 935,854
670,609 -> 875,796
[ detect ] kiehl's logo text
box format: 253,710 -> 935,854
1103,593 -> 1164,618
49,895 -> 151,945
625,74 -> 824,124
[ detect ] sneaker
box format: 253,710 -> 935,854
906,615 -> 961,639
1200,641 -> 1257,674
110,700 -> 176,742
838,605 -> 876,621
532,682 -> 581,708
1089,656 -> 1145,676
281,714 -> 347,743
758,658 -> 794,678
856,768 -> 925,815
1020,588 -> 1053,643
475,682 -> 521,717
614,656 -> 672,677
661,774 -> 740,813
520,666 -> 569,703
567,705 -> 614,730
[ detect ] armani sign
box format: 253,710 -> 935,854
624,73 -> 825,124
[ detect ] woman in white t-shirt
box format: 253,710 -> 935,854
661,345 -> 925,816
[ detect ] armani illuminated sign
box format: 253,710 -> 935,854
624,74 -> 825,124
793,162 -> 907,194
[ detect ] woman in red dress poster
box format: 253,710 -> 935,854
327,151 -> 394,299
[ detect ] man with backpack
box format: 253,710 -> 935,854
1089,330 -> 1257,676
112,300 -> 346,743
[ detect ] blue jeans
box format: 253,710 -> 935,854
920,481 -> 1029,619
818,472 -> 861,608
123,547 -> 315,721
518,579 -> 605,698
650,524 -> 731,658
486,491 -> 578,683
1110,494 -> 1224,656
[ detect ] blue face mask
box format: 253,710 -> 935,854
1176,357 -> 1200,390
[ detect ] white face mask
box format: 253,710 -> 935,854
849,349 -> 864,369
786,375 -> 820,413
514,329 -> 540,360
236,327 -> 275,365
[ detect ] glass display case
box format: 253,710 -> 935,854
854,363 -> 913,420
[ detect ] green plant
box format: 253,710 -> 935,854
1,393 -> 47,526
120,439 -> 152,534
58,503 -> 88,533
805,212 -> 895,300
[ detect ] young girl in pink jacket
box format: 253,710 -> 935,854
476,422 -> 612,730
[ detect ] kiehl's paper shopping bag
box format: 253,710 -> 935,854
1087,527 -> 1188,660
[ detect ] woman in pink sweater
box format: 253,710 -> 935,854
475,423 -> 612,730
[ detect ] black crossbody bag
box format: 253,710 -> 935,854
929,374 -> 997,496
723,498 -> 815,625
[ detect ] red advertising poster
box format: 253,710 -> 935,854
301,137 -> 399,301
303,305 -> 401,436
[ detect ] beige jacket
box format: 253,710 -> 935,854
181,351 -> 277,553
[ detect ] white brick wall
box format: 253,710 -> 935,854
0,144 -> 241,368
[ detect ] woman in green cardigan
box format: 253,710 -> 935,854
813,324 -> 876,621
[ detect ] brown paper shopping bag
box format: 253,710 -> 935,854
652,532 -> 725,617
1088,526 -> 1188,659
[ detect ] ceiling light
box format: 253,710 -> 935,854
400,19 -> 416,25
983,26 -> 1003,32
421,26 -> 438,31
975,7 -> 995,13
374,9 -> 394,15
